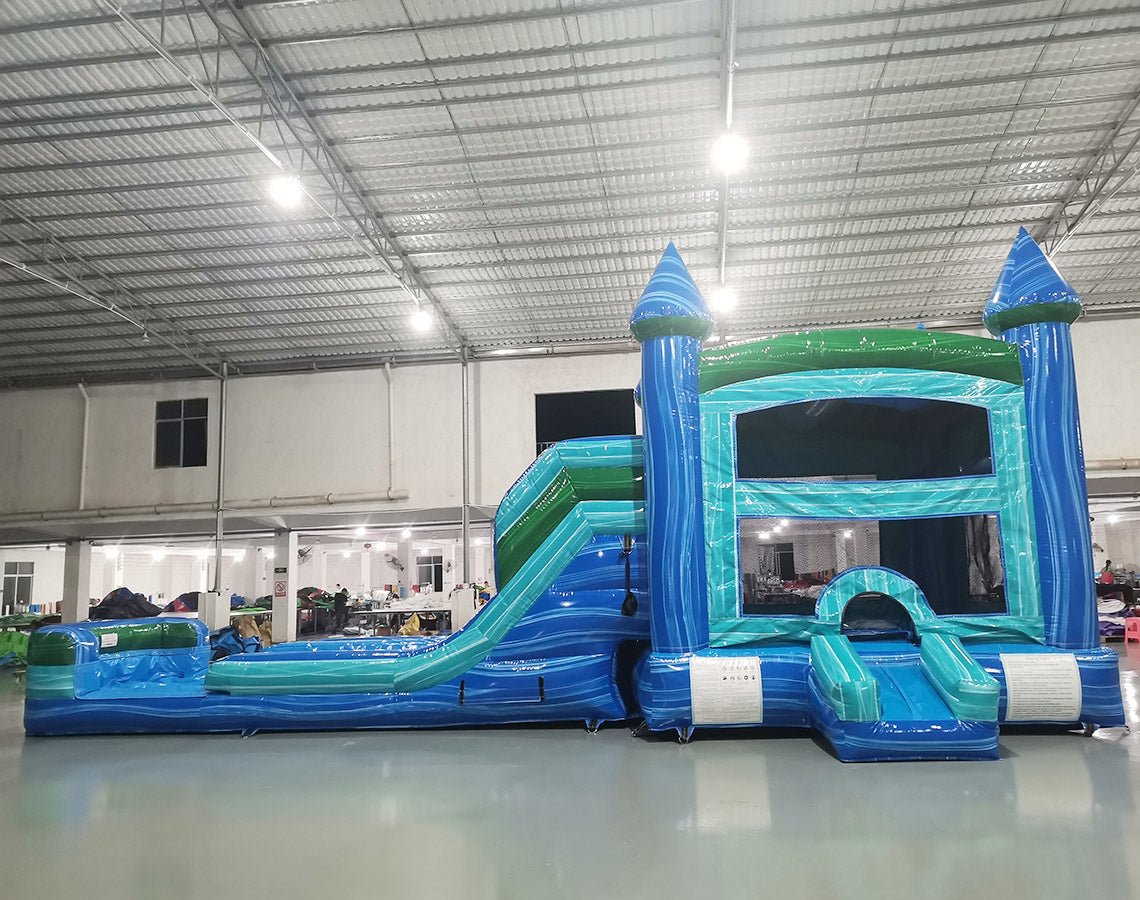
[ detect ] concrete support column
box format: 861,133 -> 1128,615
199,590 -> 229,633
61,540 -> 92,623
314,549 -> 328,591
360,550 -> 371,594
272,531 -> 299,644
397,540 -> 415,595
834,532 -> 850,573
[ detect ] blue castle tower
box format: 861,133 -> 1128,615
629,243 -> 714,653
983,228 -> 1097,650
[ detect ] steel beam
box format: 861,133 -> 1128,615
97,0 -> 464,348
1033,81 -> 1140,253
12,53 -> 1137,135
0,200 -> 224,378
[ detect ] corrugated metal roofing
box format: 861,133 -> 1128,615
1,0 -> 1139,384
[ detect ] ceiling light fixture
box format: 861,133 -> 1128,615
354,526 -> 366,537
342,550 -> 352,558
150,549 -> 165,562
401,528 -> 412,539
843,530 -> 853,539
265,549 -> 275,560
709,284 -> 738,313
411,308 -> 433,332
710,131 -> 748,176
1108,513 -> 1122,524
267,174 -> 304,209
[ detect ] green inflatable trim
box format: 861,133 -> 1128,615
698,328 -> 1023,393
984,300 -> 1081,335
495,465 -> 644,587
207,501 -> 645,696
26,620 -> 202,666
27,631 -> 76,666
630,314 -> 714,342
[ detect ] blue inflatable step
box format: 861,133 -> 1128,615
809,640 -> 999,762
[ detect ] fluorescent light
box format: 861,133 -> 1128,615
410,308 -> 433,332
354,525 -> 366,537
267,174 -> 304,208
711,132 -> 748,176
401,528 -> 412,539
709,285 -> 738,313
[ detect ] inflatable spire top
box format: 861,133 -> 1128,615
629,242 -> 714,342
983,226 -> 1082,336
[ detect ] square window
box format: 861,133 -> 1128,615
155,399 -> 208,468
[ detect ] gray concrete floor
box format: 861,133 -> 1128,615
2,651 -> 1140,900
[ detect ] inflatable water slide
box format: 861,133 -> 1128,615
24,231 -> 1125,761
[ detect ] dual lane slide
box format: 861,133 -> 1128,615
808,633 -> 1001,761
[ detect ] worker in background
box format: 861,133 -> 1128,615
333,584 -> 349,632
1096,559 -> 1136,607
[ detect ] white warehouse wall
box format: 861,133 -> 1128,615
0,323 -> 1136,523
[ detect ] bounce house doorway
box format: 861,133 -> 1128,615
841,592 -> 918,642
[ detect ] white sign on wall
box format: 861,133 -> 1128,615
689,655 -> 763,725
1000,652 -> 1082,722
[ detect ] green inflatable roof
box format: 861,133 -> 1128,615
698,328 -> 1023,393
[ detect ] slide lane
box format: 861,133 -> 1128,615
809,636 -> 1000,762
206,437 -> 645,696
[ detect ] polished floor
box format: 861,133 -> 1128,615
2,649 -> 1140,900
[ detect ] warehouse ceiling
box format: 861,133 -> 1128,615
1,0 -> 1140,386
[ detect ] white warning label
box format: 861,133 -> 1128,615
689,655 -> 762,725
1000,653 -> 1082,722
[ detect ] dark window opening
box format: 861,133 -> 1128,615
535,389 -> 635,457
155,398 -> 208,468
735,397 -> 993,481
739,515 -> 1006,616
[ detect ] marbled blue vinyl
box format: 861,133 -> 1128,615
24,653 -> 628,736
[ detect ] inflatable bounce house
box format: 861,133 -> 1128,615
23,229 -> 1125,761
